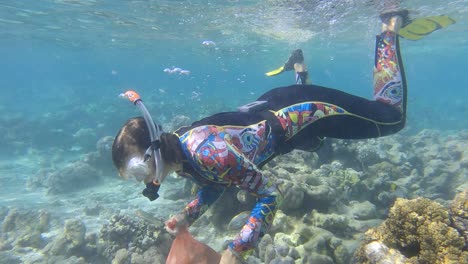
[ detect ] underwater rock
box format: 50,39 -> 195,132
0,207 -> 50,250
303,184 -> 334,208
236,189 -> 256,204
99,213 -> 172,262
256,231 -> 310,263
248,130 -> 467,262
96,136 -> 114,156
347,201 -> 378,220
302,253 -> 335,264
133,245 -> 167,264
168,115 -> 191,131
363,162 -> 407,206
112,248 -> 129,264
161,177 -> 193,201
26,167 -> 54,190
270,210 -> 293,234
0,252 -> 21,264
450,189 -> 468,245
328,167 -> 362,193
446,136 -> 468,167
279,180 -> 305,212
46,161 -> 101,194
64,219 -> 86,247
355,141 -> 383,167
362,241 -> 408,264
269,256 -> 295,264
43,255 -> 88,264
82,136 -> 116,177
257,234 -> 274,262
29,158 -> 104,195
309,210 -> 353,237
72,127 -> 97,150
30,136 -> 115,194
83,203 -> 104,216
354,196 -> 468,264
275,241 -> 289,257
44,219 -> 87,257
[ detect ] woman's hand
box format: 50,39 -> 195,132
164,213 -> 188,236
219,249 -> 242,264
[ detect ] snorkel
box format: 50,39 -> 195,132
119,90 -> 164,201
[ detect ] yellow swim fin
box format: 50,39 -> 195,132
265,66 -> 285,76
398,15 -> 456,40
266,49 -> 304,77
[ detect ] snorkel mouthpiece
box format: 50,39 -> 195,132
119,90 -> 166,189
142,181 -> 161,201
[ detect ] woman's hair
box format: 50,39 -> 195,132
160,133 -> 184,165
112,117 -> 184,178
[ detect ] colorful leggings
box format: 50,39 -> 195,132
259,31 -> 406,144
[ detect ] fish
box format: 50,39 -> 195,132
135,210 -> 164,227
202,40 -> 216,46
163,67 -> 190,75
227,211 -> 251,230
163,68 -> 176,74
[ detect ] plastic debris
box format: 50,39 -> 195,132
202,40 -> 216,46
166,226 -> 221,264
163,67 -> 191,75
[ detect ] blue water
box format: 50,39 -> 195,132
0,0 -> 466,187
1,2 -> 467,153
0,1 -> 467,262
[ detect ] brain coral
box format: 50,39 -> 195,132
355,196 -> 467,264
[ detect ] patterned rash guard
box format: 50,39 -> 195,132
175,118 -> 281,259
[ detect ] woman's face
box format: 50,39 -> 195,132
124,156 -> 150,182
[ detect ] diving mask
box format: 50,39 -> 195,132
125,156 -> 150,182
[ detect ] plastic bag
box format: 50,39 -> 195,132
166,226 -> 221,264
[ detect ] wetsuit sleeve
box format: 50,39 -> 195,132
228,190 -> 281,260
225,147 -> 283,260
183,185 -> 224,224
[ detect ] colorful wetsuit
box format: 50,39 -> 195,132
172,30 -> 406,260
174,113 -> 282,259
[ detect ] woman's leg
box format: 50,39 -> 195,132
259,16 -> 407,142
373,15 -> 407,116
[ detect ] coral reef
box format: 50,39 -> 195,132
0,207 -> 101,263
27,136 -> 116,194
0,206 -> 173,264
450,190 -> 468,245
0,207 -> 50,250
167,115 -> 191,131
44,219 -> 90,258
2,128 -> 467,263
29,160 -> 101,194
354,195 -> 468,264
99,213 -> 172,263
